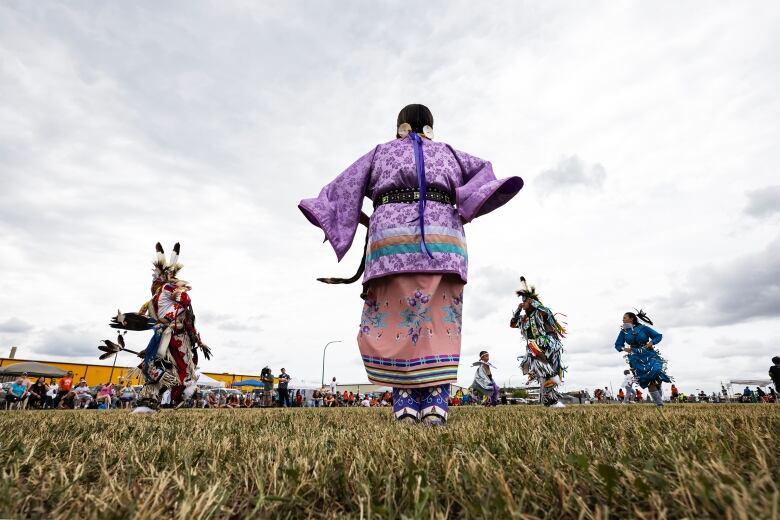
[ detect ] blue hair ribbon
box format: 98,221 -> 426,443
408,132 -> 433,258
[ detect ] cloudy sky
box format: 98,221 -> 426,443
1,1 -> 778,394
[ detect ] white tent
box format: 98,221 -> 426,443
727,379 -> 773,386
724,379 -> 775,402
196,373 -> 225,388
288,380 -> 324,405
288,379 -> 322,390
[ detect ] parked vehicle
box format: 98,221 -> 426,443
506,397 -> 529,405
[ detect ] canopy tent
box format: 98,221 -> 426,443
0,361 -> 66,378
724,379 -> 775,402
331,383 -> 392,394
288,379 -> 323,390
231,379 -> 265,388
727,379 -> 773,387
195,373 -> 225,388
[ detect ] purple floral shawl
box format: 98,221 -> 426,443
299,137 -> 523,284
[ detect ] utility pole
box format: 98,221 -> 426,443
321,340 -> 342,389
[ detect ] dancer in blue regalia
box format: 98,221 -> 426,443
614,309 -> 671,407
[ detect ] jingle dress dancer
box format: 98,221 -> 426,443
299,104 -> 523,425
614,310 -> 670,407
471,350 -> 500,406
511,277 -> 567,407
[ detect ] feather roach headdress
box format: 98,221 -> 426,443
152,242 -> 183,283
513,276 -> 567,337
515,276 -> 540,302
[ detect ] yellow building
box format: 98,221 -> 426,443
0,357 -> 265,386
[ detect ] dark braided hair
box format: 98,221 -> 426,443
624,309 -> 653,326
396,104 -> 433,136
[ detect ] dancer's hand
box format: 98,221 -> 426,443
622,346 -> 631,353
646,341 -> 654,350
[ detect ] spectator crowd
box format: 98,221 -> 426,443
588,382 -> 778,404
4,355 -> 778,410
0,370 -> 142,410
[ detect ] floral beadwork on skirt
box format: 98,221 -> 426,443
358,273 -> 464,389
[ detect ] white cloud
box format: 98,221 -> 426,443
32,324 -> 102,358
534,155 -> 607,195
745,185 -> 780,218
653,237 -> 780,327
0,317 -> 33,333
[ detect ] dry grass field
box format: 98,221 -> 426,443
0,405 -> 777,519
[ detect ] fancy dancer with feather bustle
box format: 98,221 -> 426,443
511,277 -> 567,408
100,242 -> 211,409
614,310 -> 670,407
471,351 -> 500,406
299,104 -> 523,425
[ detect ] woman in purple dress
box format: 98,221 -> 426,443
299,104 -> 523,425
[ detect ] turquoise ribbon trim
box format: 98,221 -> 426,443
366,243 -> 468,262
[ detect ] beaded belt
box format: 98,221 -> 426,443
374,188 -> 453,209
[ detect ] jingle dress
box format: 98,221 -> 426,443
471,360 -> 500,406
614,324 -> 671,388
